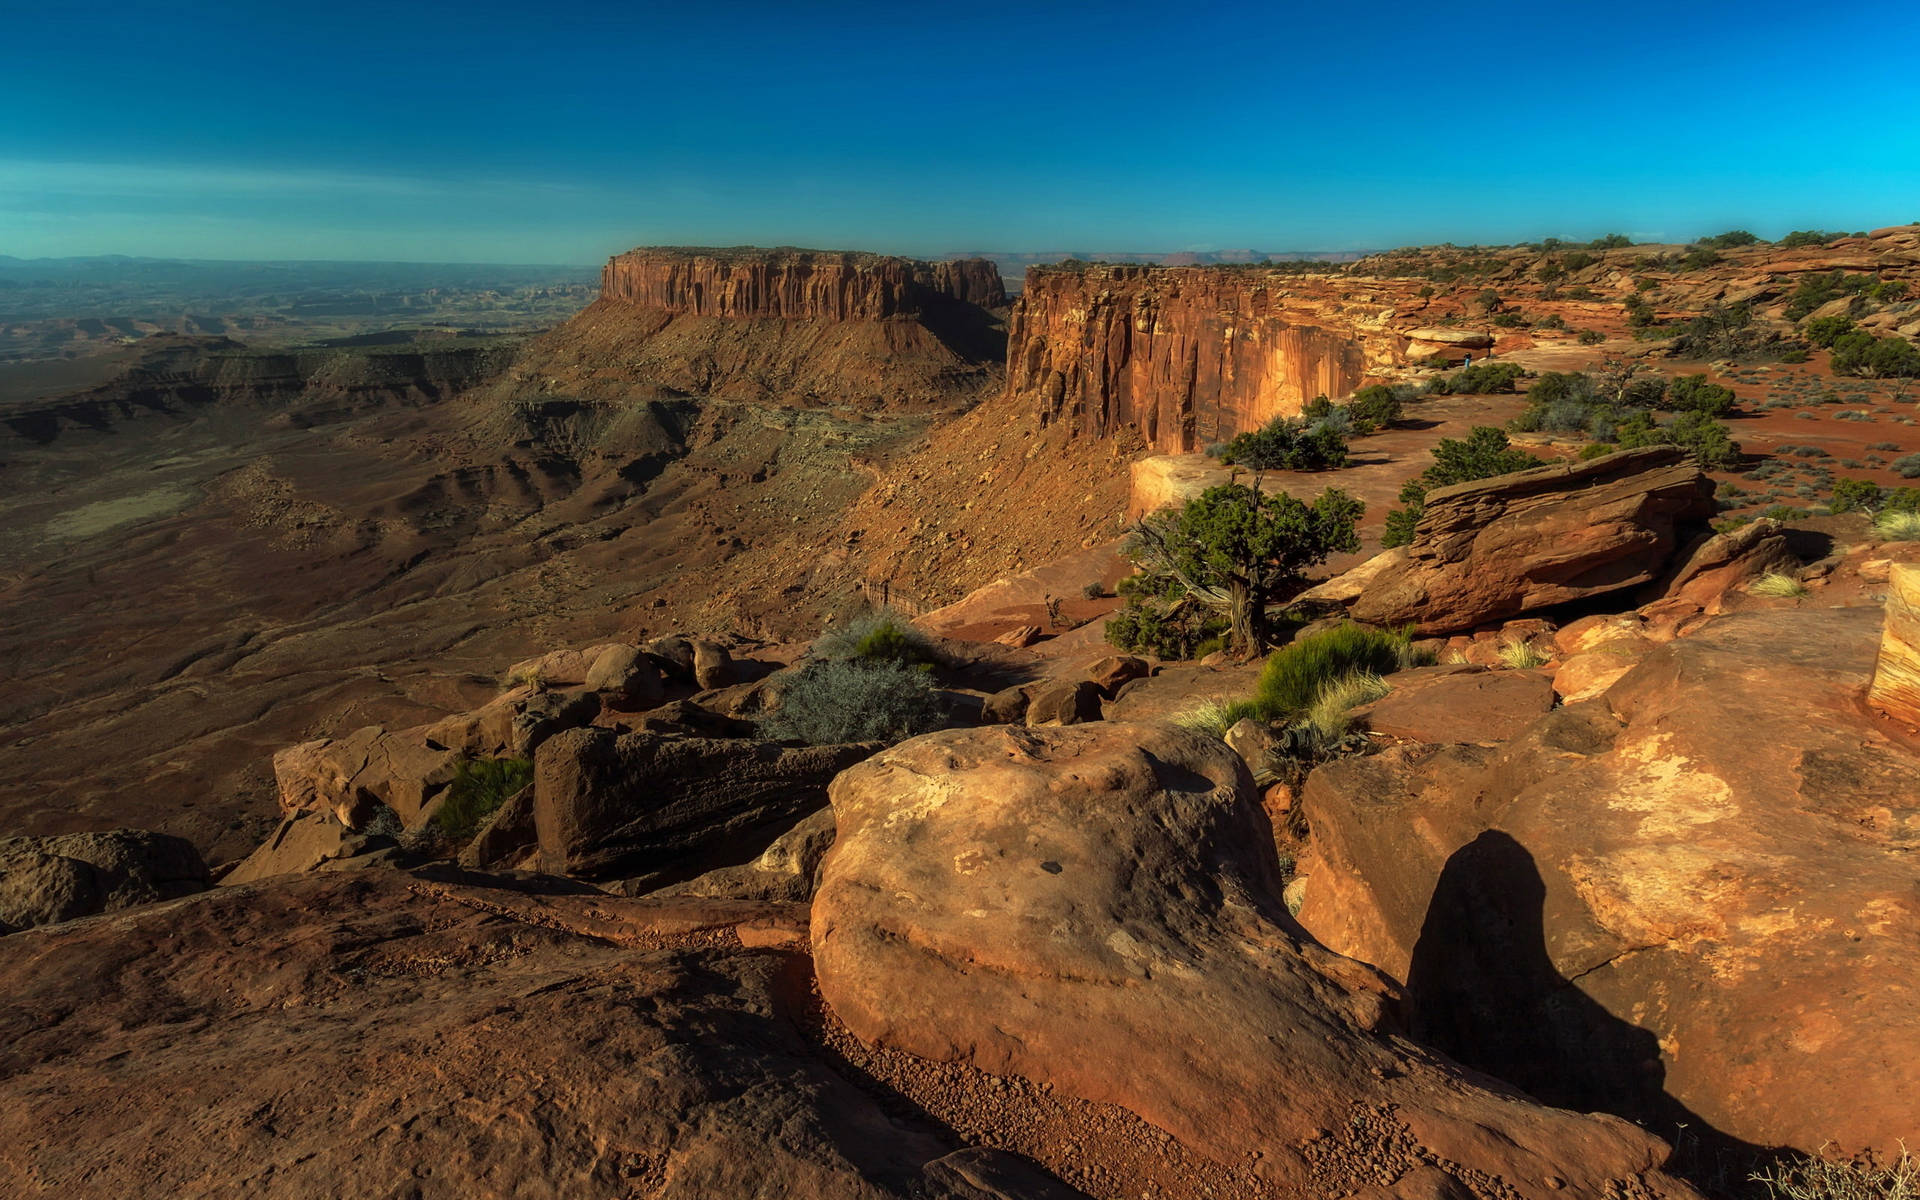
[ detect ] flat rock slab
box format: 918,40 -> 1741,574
1359,666 -> 1557,744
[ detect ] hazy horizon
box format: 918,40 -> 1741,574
5,0 -> 1917,264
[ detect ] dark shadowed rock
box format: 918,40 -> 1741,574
1351,447 -> 1716,634
0,870 -> 1082,1198
813,722 -> 1698,1199
979,684 -> 1034,725
534,729 -> 876,880
0,829 -> 207,931
1023,679 -> 1102,727
1082,655 -> 1149,697
1299,607 -> 1920,1157
458,783 -> 538,870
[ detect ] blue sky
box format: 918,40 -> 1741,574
3,0 -> 1917,263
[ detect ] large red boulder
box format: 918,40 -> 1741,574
813,722 -> 1697,1199
1351,448 -> 1716,634
1298,606 -> 1920,1157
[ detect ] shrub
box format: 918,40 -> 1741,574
1666,374 -> 1737,417
1578,329 -> 1606,345
1886,487 -> 1920,514
1804,315 -> 1856,347
1496,637 -> 1548,669
1701,229 -> 1761,249
1830,479 -> 1884,514
1240,624 -> 1417,723
1427,361 -> 1526,395
1346,383 -> 1411,430
1616,410 -> 1743,470
1750,1145 -> 1918,1200
1896,454 -> 1920,478
1382,428 -> 1545,547
1785,270 -> 1874,320
1876,510 -> 1920,541
1749,571 -> 1808,599
1082,581 -> 1107,600
1217,415 -> 1349,471
1535,313 -> 1567,331
814,609 -> 939,666
435,757 -> 534,844
1671,303 -> 1775,360
1589,233 -> 1632,249
1778,230 -> 1840,249
1111,484 -> 1361,655
763,658 -> 948,744
1304,671 -> 1390,742
1579,442 -> 1617,460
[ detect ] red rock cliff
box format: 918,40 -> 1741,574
1007,265 -> 1375,452
600,248 -> 1005,321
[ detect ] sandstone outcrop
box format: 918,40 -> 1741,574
601,247 -> 1004,320
0,869 -> 1084,1198
1355,665 -> 1556,744
1351,447 -> 1717,634
814,722 -> 1697,1199
1007,265 -> 1377,452
533,729 -> 875,882
1298,607 -> 1920,1156
222,810 -> 398,885
0,829 -> 207,932
1869,563 -> 1920,727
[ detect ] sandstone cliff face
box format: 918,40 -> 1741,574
600,248 -> 1004,321
1006,266 -> 1377,452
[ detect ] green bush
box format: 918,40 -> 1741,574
1578,329 -> 1606,345
1666,374 -> 1737,417
1701,229 -> 1761,249
1579,442 -> 1617,460
1426,361 -> 1525,395
1217,415 -> 1349,470
814,609 -> 939,666
1778,230 -> 1840,249
1589,233 -> 1633,249
1616,410 -> 1743,470
1886,487 -> 1920,514
1239,624 -> 1417,724
763,658 -> 948,744
435,757 -> 534,844
1894,454 -> 1920,479
1346,384 -> 1411,429
1381,427 -> 1544,547
1829,478 -> 1884,514
1804,315 -> 1856,347
1785,270 -> 1874,320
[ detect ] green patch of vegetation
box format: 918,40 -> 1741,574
814,609 -> 940,667
435,756 -> 534,844
1496,637 -> 1549,669
763,658 -> 948,744
1304,671 -> 1391,742
1895,453 -> 1920,479
1382,427 -> 1544,547
1785,270 -> 1877,320
1241,624 -> 1420,724
1778,230 -> 1842,249
1578,329 -> 1606,345
1667,374 -> 1737,417
1830,331 -> 1920,380
1614,410 -> 1743,469
1109,484 -> 1361,656
1217,413 -> 1349,471
1700,229 -> 1761,249
1749,571 -> 1808,599
1876,510 -> 1920,541
1424,360 -> 1526,395
1829,479 -> 1884,514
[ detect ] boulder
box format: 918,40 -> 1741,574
631,699 -> 758,738
503,642 -> 625,689
1355,666 -> 1556,744
1350,448 -> 1716,634
1081,654 -> 1148,697
457,784 -> 538,870
1646,517 -> 1795,614
691,639 -> 738,690
272,723 -> 461,828
533,729 -> 875,880
223,810 -> 397,886
0,869 -> 1088,1198
416,686 -> 599,761
1551,636 -> 1654,703
978,683 -> 1033,726
582,644 -> 665,705
1291,547 -> 1408,608
1298,607 -> 1920,1157
0,829 -> 207,931
640,634 -> 697,682
1022,679 -> 1102,726
1404,327 -> 1494,348
654,807 -> 838,903
813,723 -> 1695,1199
993,624 -> 1044,648
1869,563 -> 1920,727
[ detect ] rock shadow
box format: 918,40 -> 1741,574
1405,830 -> 1778,1195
